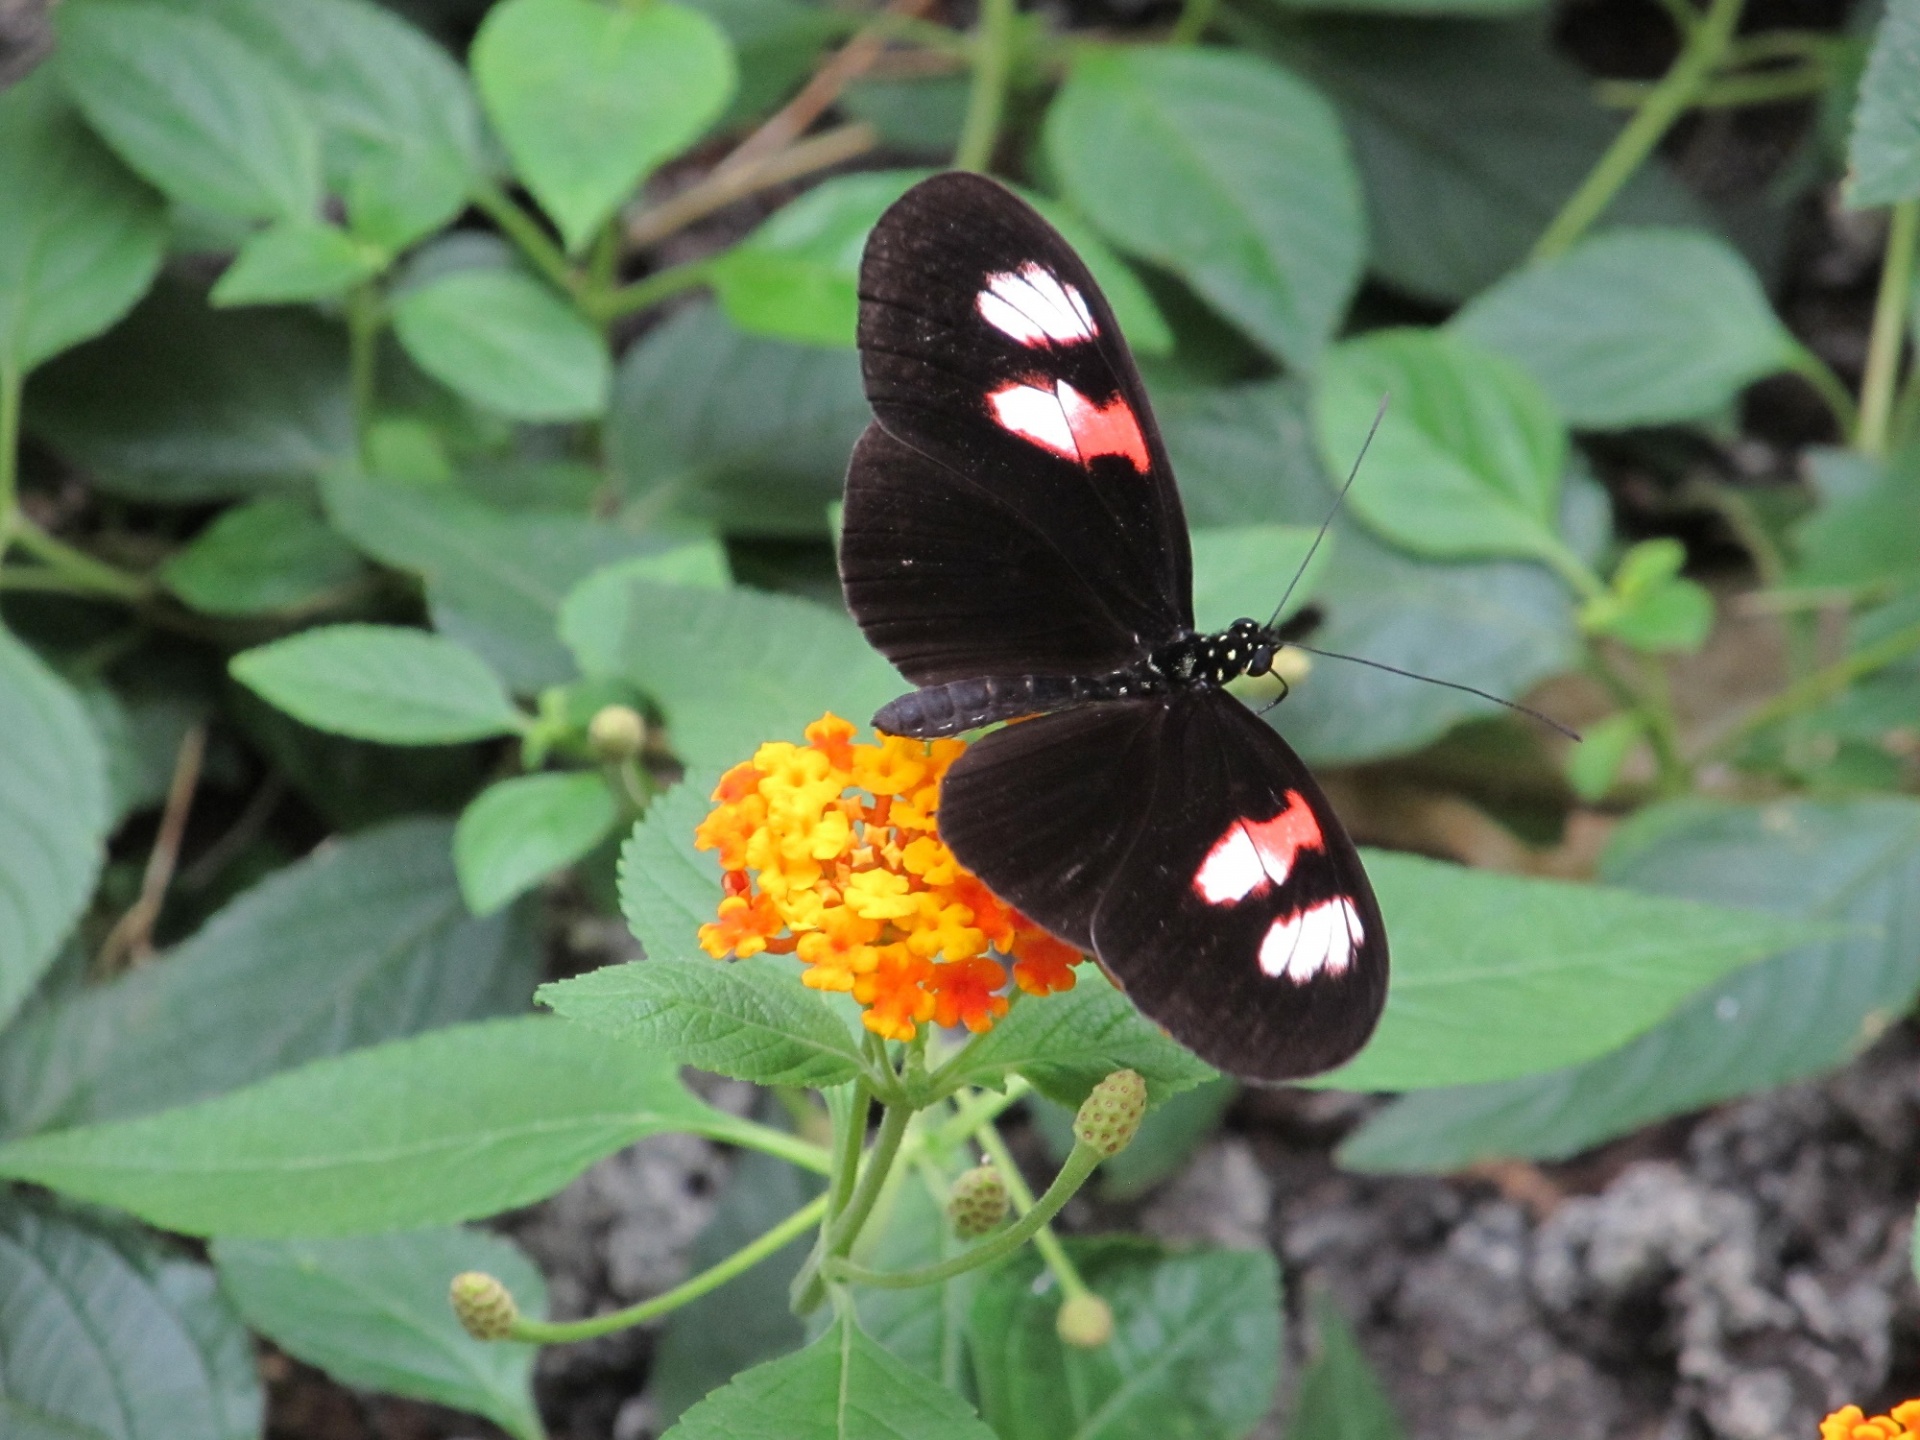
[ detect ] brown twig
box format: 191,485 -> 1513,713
625,122 -> 880,248
95,721 -> 207,973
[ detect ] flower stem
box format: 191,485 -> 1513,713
826,1100 -> 913,1255
1857,199 -> 1919,460
953,0 -> 1016,172
1532,0 -> 1745,262
973,1115 -> 1093,1303
508,1192 -> 830,1344
472,184 -> 578,296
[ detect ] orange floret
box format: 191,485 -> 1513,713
929,956 -> 1011,1032
1822,1402 -> 1920,1440
1011,928 -> 1081,996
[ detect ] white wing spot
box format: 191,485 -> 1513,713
977,263 -> 1098,347
988,382 -> 1077,459
1258,898 -> 1363,984
1194,824 -> 1264,905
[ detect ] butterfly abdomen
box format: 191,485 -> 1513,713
875,672 -> 1155,738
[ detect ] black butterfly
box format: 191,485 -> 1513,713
839,172 -> 1386,1082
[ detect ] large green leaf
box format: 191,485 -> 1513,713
455,772 -> 619,915
391,268 -> 611,420
0,632 -> 110,1034
540,959 -> 865,1087
473,0 -> 735,251
1314,328 -> 1571,567
162,495 -> 363,615
231,623 -> 523,743
666,1312 -> 996,1439
0,818 -> 539,1139
1154,377 -> 1329,528
213,1228 -> 544,1440
1342,797 -> 1920,1170
968,1239 -> 1280,1440
0,72 -> 163,376
1190,524 -> 1324,631
1848,0 -> 1920,207
1046,46 -> 1362,369
608,302 -> 868,536
684,0 -> 840,124
1452,228 -> 1797,429
0,1016 -> 768,1236
1787,447 -> 1920,595
560,575 -> 899,770
57,0 -> 321,222
618,771 -> 727,965
0,1196 -> 261,1440
1286,1296 -> 1404,1440
25,279 -> 353,502
1319,849 -> 1822,1091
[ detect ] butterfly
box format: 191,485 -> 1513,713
839,172 -> 1386,1082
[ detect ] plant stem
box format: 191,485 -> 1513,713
1785,343 -> 1860,442
715,1116 -> 836,1175
826,1101 -> 913,1255
1169,0 -> 1219,45
472,184 -> 578,296
1533,0 -> 1745,261
1539,539 -> 1608,603
0,363 -> 20,554
830,1142 -> 1103,1290
509,1193 -> 830,1344
590,258 -> 713,324
1857,199 -> 1919,459
10,522 -> 152,601
973,1116 -> 1093,1303
953,0 -> 1017,172
1693,617 -> 1920,762
1594,61 -> 1829,110
345,284 -> 381,450
625,123 -> 877,249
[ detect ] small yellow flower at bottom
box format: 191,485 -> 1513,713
1821,1400 -> 1920,1440
695,713 -> 1086,1040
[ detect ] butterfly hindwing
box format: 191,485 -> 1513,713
845,173 -> 1192,678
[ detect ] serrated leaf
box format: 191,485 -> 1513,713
0,631 -> 110,1033
213,1228 -> 544,1440
0,71 -> 163,375
455,772 -> 619,915
1314,328 -> 1571,567
666,1312 -> 996,1439
939,969 -> 1217,1107
474,0 -> 736,251
0,1196 -> 261,1440
1046,46 -> 1362,369
231,623 -> 522,743
540,958 -> 864,1087
57,0 -> 321,222
0,817 -> 539,1140
560,576 -> 899,770
1452,228 -> 1797,429
1286,1295 -> 1404,1440
1341,798 -> 1920,1170
619,773 -> 727,964
967,1239 -> 1280,1440
1318,849 -> 1824,1091
162,496 -> 362,615
211,219 -> 383,306
1848,0 -> 1920,206
0,1016 -> 771,1236
392,268 -> 610,421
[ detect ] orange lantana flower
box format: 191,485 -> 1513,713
695,714 -> 1084,1040
1822,1402 -> 1920,1440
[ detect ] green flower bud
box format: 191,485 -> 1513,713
1073,1069 -> 1148,1156
588,704 -> 646,762
947,1163 -> 1011,1238
450,1270 -> 519,1341
1056,1292 -> 1114,1348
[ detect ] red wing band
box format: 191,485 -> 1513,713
1192,794 -> 1325,905
987,380 -> 1151,473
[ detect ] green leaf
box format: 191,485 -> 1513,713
1155,378 -> 1329,528
1046,46 -> 1363,369
684,0 -> 839,124
540,958 -> 864,1087
210,219 -> 383,306
0,631 -> 110,1033
1341,797 -> 1920,1170
1190,524 -> 1325,632
57,0 -> 321,222
455,772 -> 619,915
231,623 -> 522,743
171,0 -> 484,249
608,302 -> 869,536
1313,328 -> 1571,567
1317,849 -> 1826,1091
0,1016 -> 768,1236
0,817 -> 539,1139
1287,1295 -> 1403,1440
162,496 -> 362,615
939,969 -> 1217,1107
1848,0 -> 1920,206
1583,582 -> 1714,653
0,72 -> 163,375
1278,20 -> 1710,302
391,268 -> 611,421
666,1312 -> 997,1439
1452,228 -> 1797,429
560,576 -> 900,770
0,1196 -> 261,1440
968,1239 -> 1280,1440
213,1228 -> 545,1440
25,278 -> 353,502
1564,711 -> 1646,802
1788,447 -> 1920,594
619,772 -> 728,965
474,0 -> 736,252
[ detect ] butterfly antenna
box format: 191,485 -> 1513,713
1289,644 -> 1582,741
1267,394 -> 1390,631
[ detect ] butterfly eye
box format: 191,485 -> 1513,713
1249,643 -> 1275,677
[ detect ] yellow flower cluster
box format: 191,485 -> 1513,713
695,714 -> 1083,1040
1823,1402 -> 1920,1440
